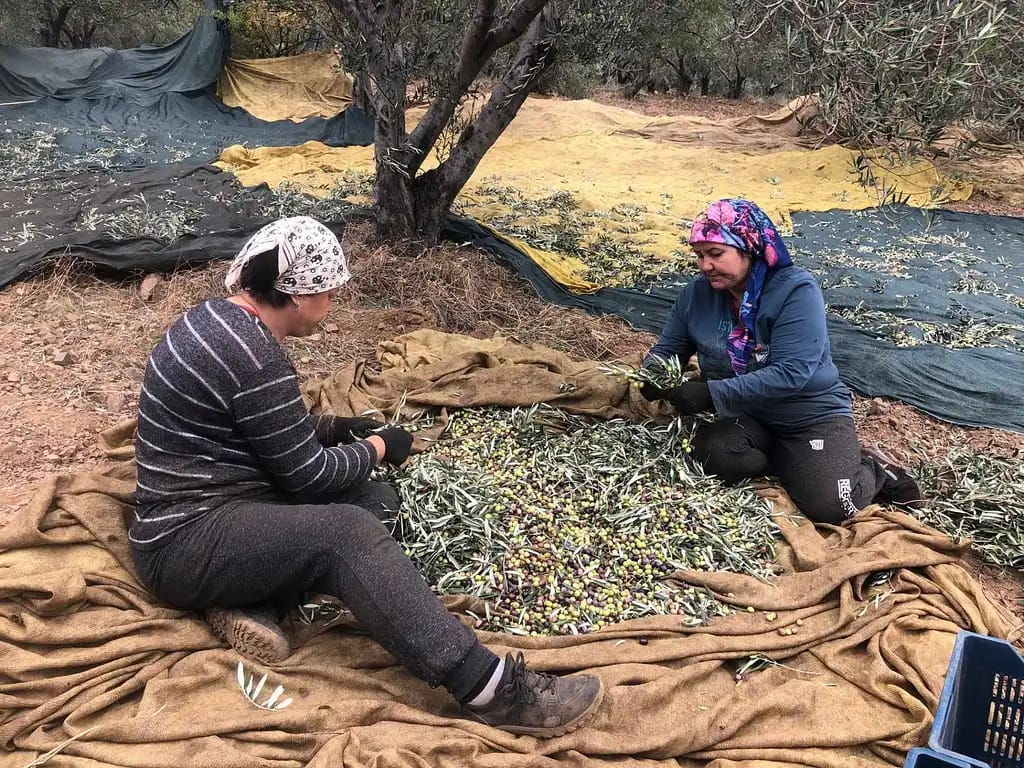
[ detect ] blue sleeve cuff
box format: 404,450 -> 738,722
707,380 -> 736,418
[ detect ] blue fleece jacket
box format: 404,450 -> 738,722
646,266 -> 852,432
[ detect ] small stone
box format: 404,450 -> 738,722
139,273 -> 164,302
746,606 -> 756,613
53,351 -> 78,366
765,612 -> 777,622
324,323 -> 340,333
44,453 -> 60,462
105,392 -> 126,412
6,372 -> 18,383
306,333 -> 322,342
778,628 -> 788,636
300,356 -> 311,364
796,619 -> 804,626
867,398 -> 890,417
639,638 -> 649,646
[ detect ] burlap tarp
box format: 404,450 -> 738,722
214,97 -> 972,290
2,330 -> 1017,767
613,96 -> 823,152
217,53 -> 354,122
303,329 -> 664,436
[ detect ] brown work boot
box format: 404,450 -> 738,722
464,652 -> 604,737
204,606 -> 291,665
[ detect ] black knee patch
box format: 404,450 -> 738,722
698,450 -> 766,485
796,496 -> 855,525
693,435 -> 770,485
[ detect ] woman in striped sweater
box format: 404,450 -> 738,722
130,216 -> 603,738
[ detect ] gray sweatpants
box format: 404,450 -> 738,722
691,415 -> 887,524
131,480 -> 498,700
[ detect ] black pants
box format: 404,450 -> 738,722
131,481 -> 498,700
691,415 -> 887,524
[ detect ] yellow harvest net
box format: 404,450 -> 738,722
217,97 -> 973,290
217,52 -> 353,122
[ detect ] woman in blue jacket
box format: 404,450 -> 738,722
640,198 -> 922,523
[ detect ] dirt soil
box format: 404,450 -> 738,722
1,221 -> 1022,626
586,87 -> 777,120
0,224 -> 648,521
2,92 -> 1022,627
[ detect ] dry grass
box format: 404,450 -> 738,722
0,225 -> 652,522
342,222 -> 649,362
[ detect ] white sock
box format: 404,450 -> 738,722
466,659 -> 506,708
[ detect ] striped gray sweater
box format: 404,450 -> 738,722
131,298 -> 377,549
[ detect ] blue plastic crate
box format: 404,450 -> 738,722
906,747 -> 980,768
929,631 -> 1024,768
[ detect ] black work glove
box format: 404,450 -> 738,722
639,381 -> 669,402
665,381 -> 713,415
334,416 -> 384,444
375,426 -> 414,466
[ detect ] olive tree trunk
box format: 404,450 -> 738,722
330,0 -> 567,244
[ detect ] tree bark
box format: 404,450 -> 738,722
38,2 -> 71,47
623,61 -> 650,99
700,74 -> 711,96
329,0 -> 561,245
351,72 -> 375,115
674,55 -> 693,96
403,0 -> 548,180
368,3 -> 419,242
728,71 -> 745,99
63,17 -> 97,49
410,5 -> 561,241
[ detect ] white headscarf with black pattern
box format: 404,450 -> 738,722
225,216 -> 350,295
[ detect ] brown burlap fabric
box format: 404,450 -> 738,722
301,328 -> 666,434
1,330 -> 1014,767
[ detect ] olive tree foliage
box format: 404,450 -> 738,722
572,0 -> 711,96
755,0 -> 1024,146
221,0 -> 336,57
303,0 -> 579,245
710,0 -> 790,98
310,0 -> 476,107
0,0 -> 203,48
553,0 -> 790,98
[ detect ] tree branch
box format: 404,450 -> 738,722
403,0 -> 551,178
461,0 -> 500,66
422,5 -> 558,203
403,0 -> 500,175
333,0 -> 381,42
489,0 -> 548,50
